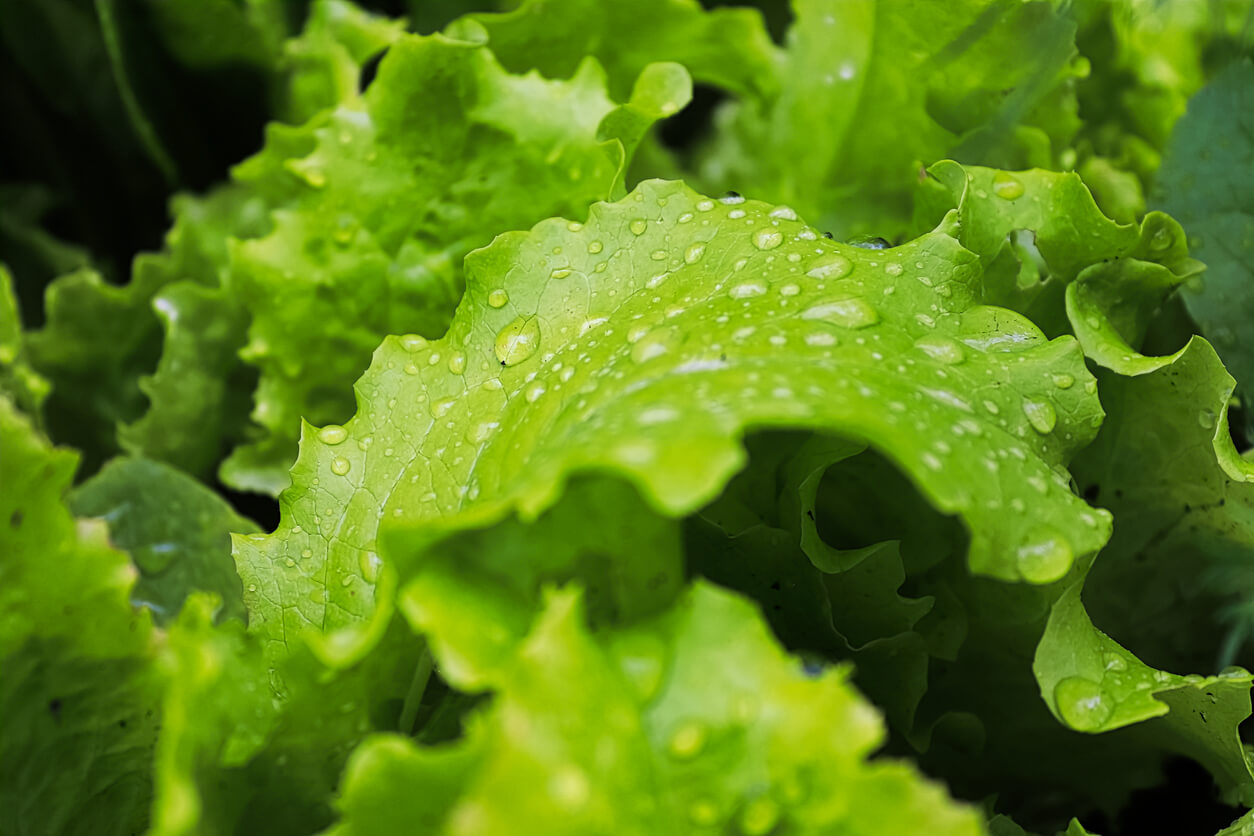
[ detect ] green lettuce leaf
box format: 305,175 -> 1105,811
0,264 -> 50,417
0,397 -> 161,836
699,0 -> 1084,238
330,582 -> 985,835
69,456 -> 257,624
219,32 -> 690,493
1156,60 -> 1254,437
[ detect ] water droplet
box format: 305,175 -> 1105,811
800,298 -> 878,329
447,352 -> 467,374
330,457 -> 351,476
805,332 -> 837,347
630,219 -> 648,235
1054,676 -> 1113,731
1149,225 -> 1174,251
1052,373 -> 1075,389
430,397 -> 457,418
752,228 -> 783,250
696,199 -> 715,212
340,575 -> 353,587
1199,408 -> 1216,429
650,249 -> 668,261
913,336 -> 965,365
318,425 -> 348,445
524,381 -> 547,403
301,548 -> 313,559
587,240 -> 603,254
466,421 -> 499,444
780,283 -> 801,297
740,797 -> 781,836
720,191 -> 745,205
1022,399 -> 1058,434
992,172 -> 1025,200
400,334 -> 428,352
358,551 -> 381,583
487,289 -> 509,308
1016,527 -> 1073,583
550,267 -> 572,279
631,327 -> 679,364
567,221 -> 583,232
885,262 -> 903,276
806,254 -> 853,280
248,583 -> 257,592
729,282 -> 767,299
685,243 -> 706,264
667,721 -> 708,759
495,316 -> 541,366
1103,652 -> 1127,672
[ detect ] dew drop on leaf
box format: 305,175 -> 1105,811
1022,399 -> 1058,434
805,254 -> 853,280
487,289 -> 509,308
1016,527 -> 1073,583
992,172 -> 1025,200
800,299 -> 878,329
318,425 -> 348,445
752,228 -> 783,250
495,316 -> 541,366
1054,676 -> 1114,731
330,457 -> 351,476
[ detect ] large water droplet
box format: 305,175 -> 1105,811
487,289 -> 509,308
685,243 -> 706,264
1052,373 -> 1074,389
550,267 -> 572,279
1054,676 -> 1114,731
587,240 -> 603,254
913,335 -> 965,365
447,352 -> 467,374
400,334 -> 428,353
630,219 -> 648,236
319,425 -> 348,445
753,228 -> 783,250
992,172 -> 1025,200
1022,399 -> 1058,434
495,316 -> 541,366
729,282 -> 767,299
667,721 -> 708,759
800,298 -> 878,329
1016,527 -> 1073,583
330,457 -> 351,476
806,254 -> 853,280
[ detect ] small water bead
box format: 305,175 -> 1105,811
1103,652 -> 1128,672
806,254 -> 853,280
318,425 -> 348,445
992,172 -> 1026,200
913,335 -> 965,365
650,249 -> 668,261
684,243 -> 706,264
550,267 -> 572,279
1016,527 -> 1073,583
1054,676 -> 1114,731
752,228 -> 784,250
340,575 -> 354,587
248,583 -> 258,592
630,327 -> 679,364
495,316 -> 541,366
466,421 -> 500,444
779,283 -> 801,296
567,221 -> 583,232
800,298 -> 878,329
667,721 -> 708,759
403,362 -> 420,375
696,199 -> 715,212
524,381 -> 547,403
447,352 -> 467,374
729,282 -> 768,299
1199,408 -> 1217,429
769,205 -> 798,220
720,191 -> 745,204
487,289 -> 509,308
805,332 -> 838,347
330,457 -> 351,476
400,334 -> 428,352
301,548 -> 313,559
430,397 -> 457,418
1149,225 -> 1175,252
728,209 -> 746,219
1022,399 -> 1058,434
885,262 -> 904,276
358,552 -> 381,583
1052,373 -> 1075,389
629,219 -> 648,235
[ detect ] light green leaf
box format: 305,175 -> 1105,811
453,0 -> 778,101
236,179 -> 1110,672
220,33 -> 681,493
0,264 -> 50,417
69,456 -> 257,624
0,397 -> 161,836
331,582 -> 985,835
700,0 -> 1081,238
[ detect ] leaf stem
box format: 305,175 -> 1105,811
398,646 -> 435,735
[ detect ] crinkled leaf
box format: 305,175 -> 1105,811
0,264 -> 50,416
235,179 -> 1112,673
69,456 -> 257,624
220,34 -> 688,493
1156,60 -> 1254,436
332,582 -> 985,835
700,0 -> 1081,238
453,0 -> 778,101
0,398 -> 161,836
1034,583 -> 1254,805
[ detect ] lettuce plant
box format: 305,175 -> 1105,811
3,2 -> 1254,835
